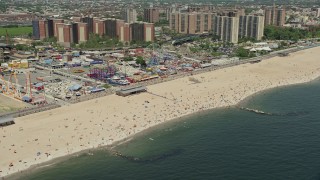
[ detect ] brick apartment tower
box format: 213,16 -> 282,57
264,3 -> 286,26
116,19 -> 125,38
123,8 -> 137,23
178,13 -> 189,34
119,23 -> 131,43
105,18 -> 118,38
72,17 -> 82,22
264,9 -> 273,26
32,20 -> 40,40
144,23 -> 155,42
38,19 -> 47,40
274,8 -> 286,26
169,12 -> 179,33
130,22 -> 145,42
53,19 -> 64,38
144,8 -> 160,23
56,23 -> 73,47
77,22 -> 89,43
93,19 -> 105,36
82,17 -> 94,34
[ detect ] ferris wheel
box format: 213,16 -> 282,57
145,43 -> 163,66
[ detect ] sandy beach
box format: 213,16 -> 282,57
1,46 -> 320,178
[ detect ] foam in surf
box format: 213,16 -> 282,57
112,148 -> 183,163
239,107 -> 309,117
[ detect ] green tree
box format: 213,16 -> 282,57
236,47 -> 255,59
211,52 -> 222,57
27,32 -> 32,38
238,36 -> 257,43
136,56 -> 146,66
155,20 -> 169,26
124,56 -> 134,61
137,15 -> 143,21
43,37 -> 57,43
15,44 -> 32,51
263,25 -> 314,41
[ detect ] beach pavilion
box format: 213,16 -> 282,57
116,86 -> 147,97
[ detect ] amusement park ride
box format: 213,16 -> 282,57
84,43 -> 179,85
0,68 -> 47,105
87,65 -> 117,81
0,68 -> 20,99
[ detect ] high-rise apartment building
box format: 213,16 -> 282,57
264,6 -> 286,26
144,8 -> 160,23
82,17 -> 94,34
32,20 -> 40,40
130,22 -> 145,42
211,15 -> 219,36
178,13 -> 189,34
56,23 -> 73,47
32,19 -> 63,40
264,9 -> 273,26
116,19 -> 125,38
203,13 -> 212,33
47,19 -> 54,38
93,19 -> 105,36
72,17 -> 82,23
105,18 -> 118,38
32,16 -> 152,47
119,22 -> 130,42
144,23 -> 155,42
221,16 -> 239,43
71,22 -> 88,44
78,23 -> 89,43
239,15 -> 265,40
72,23 -> 79,44
274,8 -> 286,26
188,13 -> 197,34
170,12 -> 215,34
38,19 -> 48,40
169,12 -> 179,32
53,19 -> 64,38
169,12 -> 239,43
117,21 -> 154,43
123,8 -> 137,23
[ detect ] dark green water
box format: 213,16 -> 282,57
21,80 -> 320,180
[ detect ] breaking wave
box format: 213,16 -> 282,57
112,148 -> 183,163
239,107 -> 309,117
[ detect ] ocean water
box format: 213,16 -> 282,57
20,79 -> 320,180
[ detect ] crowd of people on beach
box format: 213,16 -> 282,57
1,48 -> 320,178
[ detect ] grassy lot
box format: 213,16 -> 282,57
0,26 -> 32,37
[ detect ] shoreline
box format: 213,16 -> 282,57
2,46 -> 320,179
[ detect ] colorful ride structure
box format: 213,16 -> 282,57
87,65 -> 118,81
0,68 -> 46,105
0,68 -> 22,100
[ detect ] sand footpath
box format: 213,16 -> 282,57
1,46 -> 320,178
